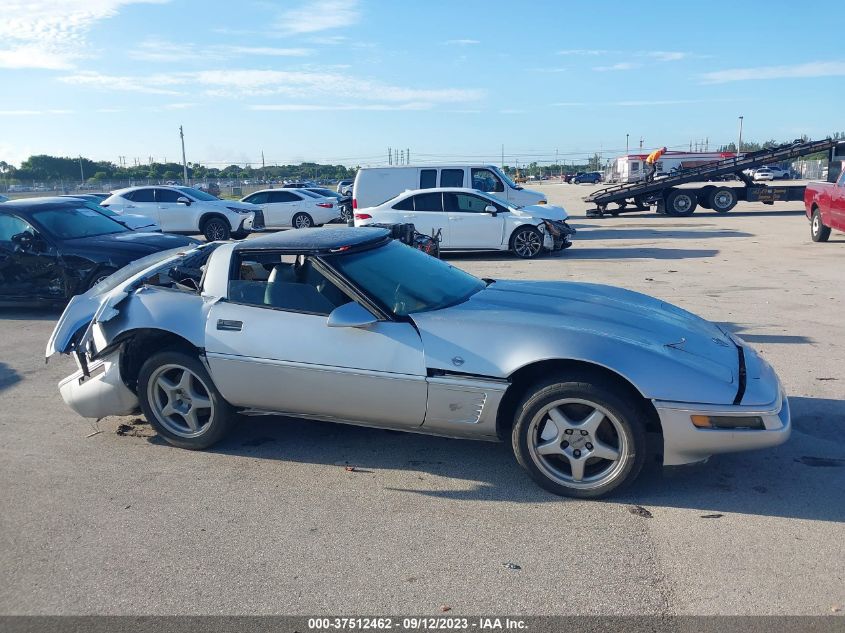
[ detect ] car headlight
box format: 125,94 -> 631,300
226,206 -> 252,214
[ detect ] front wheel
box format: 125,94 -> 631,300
138,351 -> 235,450
512,377 -> 646,498
510,226 -> 544,259
664,189 -> 698,216
811,209 -> 831,242
292,212 -> 314,229
202,217 -> 230,241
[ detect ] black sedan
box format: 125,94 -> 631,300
0,198 -> 199,306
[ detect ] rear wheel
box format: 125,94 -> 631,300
664,189 -> 698,216
698,186 -> 714,209
512,376 -> 647,498
811,209 -> 831,242
138,351 -> 234,450
708,187 -> 738,213
202,217 -> 230,241
510,226 -> 544,259
292,212 -> 313,229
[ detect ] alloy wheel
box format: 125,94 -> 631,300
513,230 -> 542,258
147,364 -> 215,438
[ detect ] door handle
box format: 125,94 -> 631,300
402,214 -> 416,218
449,216 -> 462,220
126,205 -> 136,209
216,319 -> 242,331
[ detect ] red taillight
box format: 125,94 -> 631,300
352,198 -> 358,209
354,213 -> 372,220
317,202 -> 333,208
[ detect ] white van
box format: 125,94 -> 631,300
352,165 -> 547,210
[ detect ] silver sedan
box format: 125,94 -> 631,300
48,228 -> 790,498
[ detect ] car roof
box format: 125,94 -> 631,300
1,197 -> 85,213
233,226 -> 390,254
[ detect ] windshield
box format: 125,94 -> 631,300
177,186 -> 218,201
33,206 -> 128,239
325,241 -> 485,316
494,166 -> 519,189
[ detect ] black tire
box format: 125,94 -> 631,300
292,212 -> 314,229
231,229 -> 249,240
339,205 -> 352,223
811,209 -> 831,242
511,375 -> 647,498
698,186 -> 714,209
202,217 -> 230,241
633,195 -> 650,210
708,187 -> 738,213
664,189 -> 698,216
87,266 -> 118,291
510,226 -> 544,259
138,350 -> 235,450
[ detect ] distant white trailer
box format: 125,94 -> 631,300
607,151 -> 737,183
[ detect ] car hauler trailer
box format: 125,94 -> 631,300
584,139 -> 840,217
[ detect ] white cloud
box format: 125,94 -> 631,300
594,62 -> 640,72
0,108 -> 73,115
445,39 -> 480,46
58,69 -> 485,105
276,0 -> 360,34
645,51 -> 689,62
129,39 -> 313,62
0,0 -> 167,70
249,103 -> 432,112
162,102 -> 197,110
701,61 -> 845,83
557,49 -> 608,56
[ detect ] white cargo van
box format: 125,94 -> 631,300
352,165 -> 547,210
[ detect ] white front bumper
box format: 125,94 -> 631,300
58,351 -> 138,419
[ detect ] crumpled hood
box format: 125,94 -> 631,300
511,204 -> 568,221
63,231 -> 198,256
410,279 -> 738,387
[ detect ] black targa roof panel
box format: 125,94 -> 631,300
233,226 -> 391,254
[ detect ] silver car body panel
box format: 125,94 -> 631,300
49,240 -> 789,465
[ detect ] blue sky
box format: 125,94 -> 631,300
1,0 -> 842,168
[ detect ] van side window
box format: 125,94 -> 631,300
420,169 -> 436,189
392,196 -> 414,211
471,168 -> 504,193
440,169 -> 464,188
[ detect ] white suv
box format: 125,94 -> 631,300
102,186 -> 263,241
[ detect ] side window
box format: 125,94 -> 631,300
471,168 -> 504,193
244,192 -> 268,204
630,162 -> 640,172
155,188 -> 182,203
440,169 -> 464,188
228,253 -> 351,316
0,214 -> 31,241
121,191 -> 136,201
131,188 -> 155,203
413,192 -> 444,212
420,169 -> 437,189
837,171 -> 845,187
443,193 -> 500,213
270,191 -> 299,203
392,196 -> 414,211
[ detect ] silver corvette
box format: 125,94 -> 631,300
47,227 -> 790,498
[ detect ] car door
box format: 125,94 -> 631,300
832,171 -> 845,230
443,192 -> 506,249
407,192 -> 449,244
0,213 -> 64,301
267,191 -> 302,227
155,188 -> 193,232
120,188 -> 159,223
203,253 -> 427,427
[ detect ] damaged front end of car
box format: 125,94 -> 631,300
542,219 -> 576,250
46,243 -> 222,420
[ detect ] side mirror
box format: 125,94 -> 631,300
484,205 -> 498,216
11,231 -> 38,251
327,302 -> 378,329
177,196 -> 191,205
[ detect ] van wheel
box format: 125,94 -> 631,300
510,226 -> 544,259
202,217 -> 230,241
138,351 -> 234,450
811,209 -> 831,242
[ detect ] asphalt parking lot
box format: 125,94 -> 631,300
1,182 -> 843,616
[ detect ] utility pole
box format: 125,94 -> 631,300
626,134 -> 629,155
555,148 -> 559,177
261,150 -> 266,183
639,137 -> 644,150
78,156 -> 84,182
406,148 -> 410,165
179,125 -> 188,184
737,115 -> 744,155
388,147 -> 392,165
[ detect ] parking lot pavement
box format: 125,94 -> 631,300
1,187 -> 843,615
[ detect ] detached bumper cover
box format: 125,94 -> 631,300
656,392 -> 791,466
58,350 -> 138,419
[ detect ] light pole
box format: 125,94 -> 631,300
179,125 -> 189,184
737,116 -> 744,156
626,133 -> 629,155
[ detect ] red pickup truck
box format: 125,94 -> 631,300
805,170 -> 845,241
